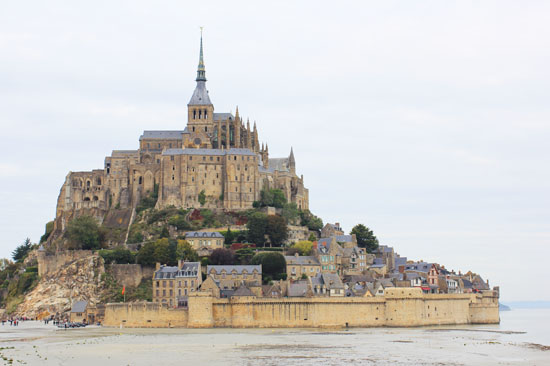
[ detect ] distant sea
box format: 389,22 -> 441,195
1,308 -> 549,365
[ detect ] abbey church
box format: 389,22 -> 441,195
53,34 -> 309,231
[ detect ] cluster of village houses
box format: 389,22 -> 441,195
151,223 -> 491,308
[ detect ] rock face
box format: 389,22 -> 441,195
16,254 -> 106,318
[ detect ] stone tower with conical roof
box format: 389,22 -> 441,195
187,28 -> 215,147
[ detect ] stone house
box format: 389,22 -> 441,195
314,238 -> 341,274
70,301 -> 88,323
152,261 -> 202,307
284,253 -> 321,279
206,265 -> 261,290
321,223 -> 344,238
185,231 -> 224,256
310,273 -> 345,297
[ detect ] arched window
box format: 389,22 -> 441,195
198,110 -> 202,119
138,176 -> 142,184
204,109 -> 207,118
193,110 -> 196,119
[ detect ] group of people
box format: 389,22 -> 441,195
2,318 -> 22,326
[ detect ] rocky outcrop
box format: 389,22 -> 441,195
16,254 -> 106,318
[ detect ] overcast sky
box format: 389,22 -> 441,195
1,1 -> 549,302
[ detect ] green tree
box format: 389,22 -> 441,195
281,202 -> 299,224
246,212 -> 268,246
235,247 -> 255,264
198,190 -> 206,206
99,248 -> 135,264
300,210 -> 323,233
266,215 -> 288,247
308,233 -> 317,242
292,240 -> 313,255
153,238 -> 174,265
176,240 -> 199,262
209,248 -> 235,265
351,224 -> 379,253
250,252 -> 286,282
65,216 -> 104,250
11,238 -> 32,263
136,242 -> 156,266
256,188 -> 287,208
222,228 -> 235,245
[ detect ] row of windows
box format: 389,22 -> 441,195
321,256 -> 335,263
146,142 -> 176,149
156,280 -> 195,288
188,156 -> 255,162
193,240 -> 222,246
322,264 -> 336,270
192,109 -> 208,120
155,288 -> 195,297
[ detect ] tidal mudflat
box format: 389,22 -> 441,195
1,309 -> 548,365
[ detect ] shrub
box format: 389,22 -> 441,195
65,216 -> 104,250
250,252 -> 286,283
99,248 -> 135,264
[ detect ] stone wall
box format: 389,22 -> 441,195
108,264 -> 155,287
37,250 -> 94,277
103,288 -> 499,328
104,302 -> 188,327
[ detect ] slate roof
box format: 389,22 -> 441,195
207,265 -> 261,275
162,148 -> 256,156
321,273 -> 344,289
284,255 -> 320,266
154,266 -> 179,279
232,285 -> 254,297
185,231 -> 224,239
405,262 -> 432,272
140,131 -> 185,140
111,150 -> 139,156
268,158 -> 289,172
333,235 -> 353,243
213,112 -> 234,121
154,263 -> 200,279
71,301 -> 88,313
395,257 -> 408,267
188,81 -> 212,105
288,282 -> 309,297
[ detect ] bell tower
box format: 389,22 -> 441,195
187,28 -> 214,147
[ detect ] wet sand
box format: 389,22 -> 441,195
1,321 -> 548,366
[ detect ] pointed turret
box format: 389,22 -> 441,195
246,119 -> 252,148
188,28 -> 214,136
234,106 -> 241,148
289,147 -> 296,174
253,121 -> 259,152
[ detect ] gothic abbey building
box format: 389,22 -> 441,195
52,35 -> 309,234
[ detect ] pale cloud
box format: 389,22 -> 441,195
0,0 -> 549,302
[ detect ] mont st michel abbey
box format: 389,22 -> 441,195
54,35 -> 308,230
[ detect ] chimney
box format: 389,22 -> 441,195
178,259 -> 183,270
155,262 -> 161,271
294,252 -> 299,257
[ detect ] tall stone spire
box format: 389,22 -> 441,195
196,27 -> 206,82
188,28 -> 212,106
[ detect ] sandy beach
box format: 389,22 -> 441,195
1,309 -> 548,365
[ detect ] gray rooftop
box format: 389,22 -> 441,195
268,158 -> 289,172
162,148 -> 256,156
213,112 -> 234,121
232,285 -> 254,297
140,131 -> 185,140
71,300 -> 87,313
288,282 -> 309,297
188,80 -> 212,106
154,263 -> 200,279
334,235 -> 354,243
284,255 -> 320,266
185,231 -> 224,239
207,265 -> 261,275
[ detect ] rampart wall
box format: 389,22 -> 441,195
103,288 -> 499,328
37,250 -> 94,277
108,264 -> 155,287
